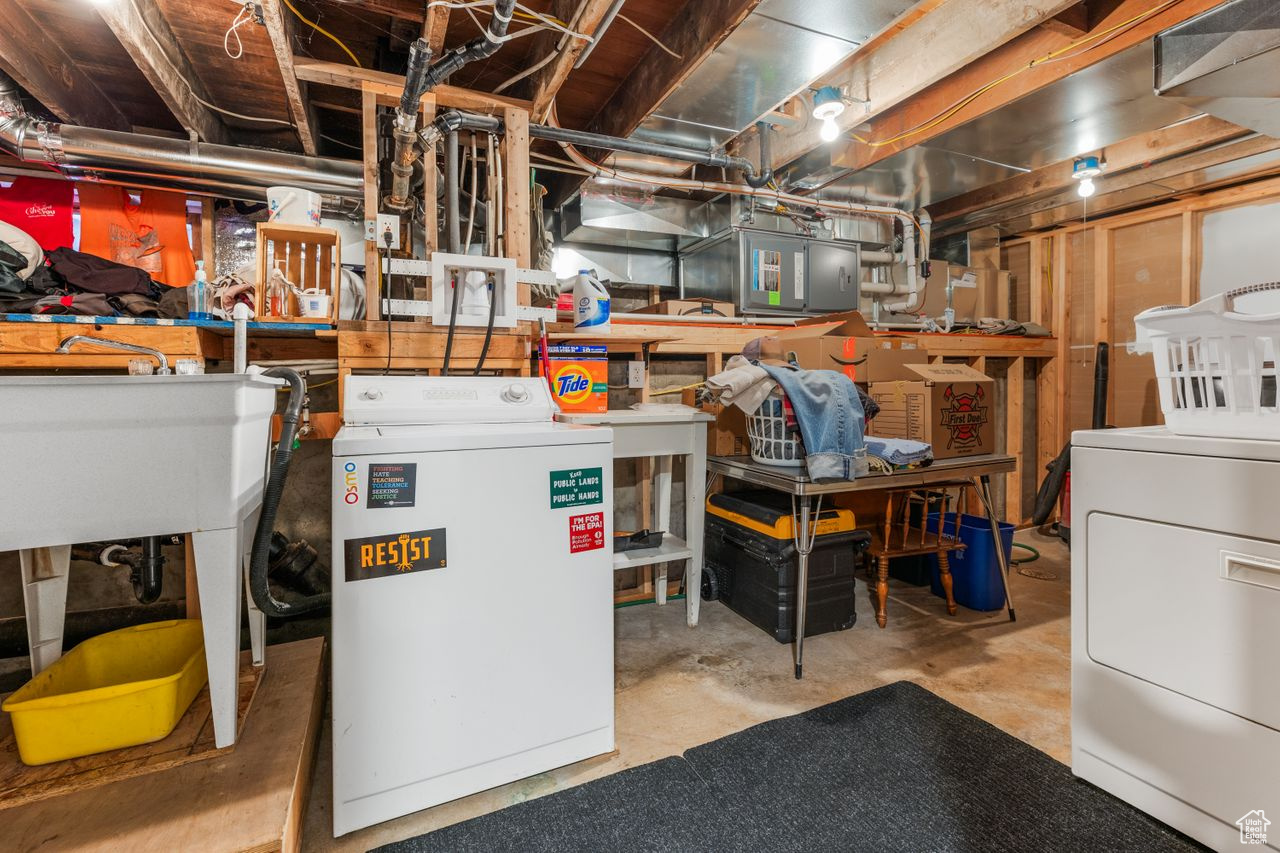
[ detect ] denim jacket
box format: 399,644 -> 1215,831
758,362 -> 866,482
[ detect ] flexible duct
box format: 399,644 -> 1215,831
0,72 -> 361,203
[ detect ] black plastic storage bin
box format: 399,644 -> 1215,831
704,490 -> 870,643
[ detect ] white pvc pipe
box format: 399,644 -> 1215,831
885,212 -> 927,314
232,302 -> 250,374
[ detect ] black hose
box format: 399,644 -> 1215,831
249,367 -> 329,617
1091,341 -> 1110,430
441,270 -> 462,376
474,280 -> 497,375
399,38 -> 433,120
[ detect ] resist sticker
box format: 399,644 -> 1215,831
367,463 -> 417,509
550,467 -> 603,508
569,512 -> 605,554
343,528 -> 447,582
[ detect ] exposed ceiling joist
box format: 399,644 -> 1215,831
728,0 -> 1084,173
584,0 -> 761,143
293,57 -> 532,112
95,0 -> 231,145
260,0 -> 317,155
828,0 -> 1227,177
928,115 -> 1253,230
0,3 -> 131,131
987,134 -> 1280,235
343,0 -> 427,21
424,3 -> 449,52
1040,2 -> 1090,37
525,0 -> 624,122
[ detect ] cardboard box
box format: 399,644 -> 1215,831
868,363 -> 995,460
777,311 -> 930,385
541,345 -> 608,413
683,389 -> 750,457
634,298 -> 736,318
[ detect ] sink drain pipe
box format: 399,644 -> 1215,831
249,366 -> 330,617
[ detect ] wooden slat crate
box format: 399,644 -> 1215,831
255,223 -> 340,324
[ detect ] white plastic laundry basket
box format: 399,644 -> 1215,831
1135,283 -> 1280,440
746,391 -> 805,467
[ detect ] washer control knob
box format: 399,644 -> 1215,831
362,388 -> 383,401
501,384 -> 530,404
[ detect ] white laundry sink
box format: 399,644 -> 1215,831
0,372 -> 282,749
0,373 -> 280,551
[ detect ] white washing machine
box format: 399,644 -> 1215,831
1073,426 -> 1280,851
330,376 -> 615,836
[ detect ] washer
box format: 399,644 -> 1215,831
1073,426 -> 1280,851
331,376 -> 614,836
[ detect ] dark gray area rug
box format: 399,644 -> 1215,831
375,681 -> 1205,853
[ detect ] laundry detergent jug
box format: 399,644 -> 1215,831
570,270 -> 610,333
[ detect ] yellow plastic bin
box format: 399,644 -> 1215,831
2,619 -> 208,765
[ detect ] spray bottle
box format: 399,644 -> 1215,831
187,260 -> 211,321
560,269 -> 610,333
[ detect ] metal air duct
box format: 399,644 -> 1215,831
0,72 -> 362,204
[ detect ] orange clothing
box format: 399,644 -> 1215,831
77,185 -> 196,287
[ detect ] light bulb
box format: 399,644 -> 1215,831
1077,178 -> 1096,198
820,116 -> 839,143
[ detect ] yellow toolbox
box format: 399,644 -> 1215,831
2,619 -> 207,765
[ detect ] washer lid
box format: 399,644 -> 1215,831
344,376 -> 557,426
1073,425 -> 1280,461
333,421 -> 610,455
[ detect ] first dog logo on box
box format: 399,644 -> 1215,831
940,384 -> 988,450
343,528 -> 447,582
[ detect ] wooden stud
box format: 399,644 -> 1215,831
1094,227 -> 1113,425
1181,210 -> 1198,306
362,84 -> 380,320
295,59 -> 532,113
424,3 -> 450,52
526,0 -> 620,121
1006,357 -> 1026,524
501,107 -> 532,268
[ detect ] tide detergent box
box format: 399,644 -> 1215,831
542,345 -> 608,413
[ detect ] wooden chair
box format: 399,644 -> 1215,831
865,481 -> 972,628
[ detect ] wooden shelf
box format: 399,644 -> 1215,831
612,534 -> 692,570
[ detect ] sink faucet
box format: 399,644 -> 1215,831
56,335 -> 172,375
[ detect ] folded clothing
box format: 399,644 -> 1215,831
865,436 -> 933,466
705,354 -> 778,413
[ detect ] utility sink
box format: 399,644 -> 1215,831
0,373 -> 282,749
0,374 -> 280,551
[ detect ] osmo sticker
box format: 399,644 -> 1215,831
341,461 -> 359,505
343,528 -> 447,582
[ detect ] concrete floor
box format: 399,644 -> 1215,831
305,530 -> 1071,851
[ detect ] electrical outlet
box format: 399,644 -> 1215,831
373,213 -> 401,249
627,361 -> 646,389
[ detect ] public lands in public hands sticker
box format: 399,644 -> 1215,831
549,467 -> 603,508
344,528 -> 447,582
569,512 -> 605,553
367,463 -> 417,508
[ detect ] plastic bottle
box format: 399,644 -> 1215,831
571,270 -> 610,333
187,260 -> 212,321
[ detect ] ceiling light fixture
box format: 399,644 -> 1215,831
1072,155 -> 1103,198
812,86 -> 845,143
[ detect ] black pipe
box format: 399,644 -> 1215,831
743,122 -> 773,189
1091,341 -> 1110,430
135,536 -> 164,604
421,0 -> 516,91
399,38 -> 433,123
249,368 -> 330,617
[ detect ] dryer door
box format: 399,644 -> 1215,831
1087,512 -> 1280,728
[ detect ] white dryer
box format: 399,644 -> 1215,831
1073,426 -> 1280,851
330,376 -> 614,836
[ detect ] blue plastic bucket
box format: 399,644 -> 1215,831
926,512 -> 1014,612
